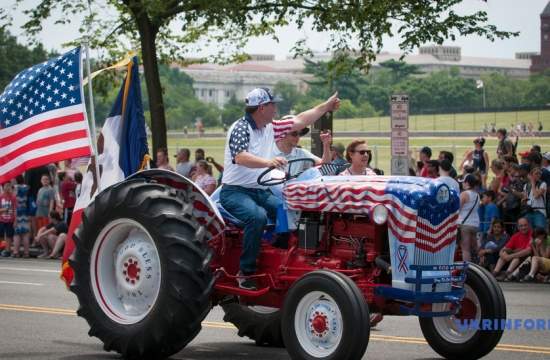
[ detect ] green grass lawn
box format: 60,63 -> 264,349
333,109 -> 550,132
164,136 -> 550,176
177,109 -> 550,133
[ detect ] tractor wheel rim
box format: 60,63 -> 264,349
90,218 -> 161,325
432,284 -> 481,343
294,291 -> 343,357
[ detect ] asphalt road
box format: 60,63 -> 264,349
1,258 -> 549,360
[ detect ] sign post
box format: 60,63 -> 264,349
390,94 -> 409,175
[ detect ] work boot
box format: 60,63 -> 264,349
237,271 -> 258,291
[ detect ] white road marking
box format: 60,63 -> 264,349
0,280 -> 43,286
0,267 -> 59,273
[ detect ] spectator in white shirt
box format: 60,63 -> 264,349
174,148 -> 192,178
439,159 -> 460,195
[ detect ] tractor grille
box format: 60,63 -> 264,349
414,207 -> 458,267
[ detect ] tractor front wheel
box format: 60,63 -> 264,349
282,270 -> 370,360
419,263 -> 506,360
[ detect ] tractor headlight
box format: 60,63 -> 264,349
372,204 -> 388,225
436,185 -> 450,204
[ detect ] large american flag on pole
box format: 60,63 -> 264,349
0,47 -> 92,183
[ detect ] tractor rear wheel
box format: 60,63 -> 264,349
70,179 -> 214,359
419,263 -> 506,360
282,270 -> 370,360
222,303 -> 284,347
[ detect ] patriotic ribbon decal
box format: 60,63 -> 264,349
397,245 -> 408,273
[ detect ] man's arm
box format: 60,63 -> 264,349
206,157 -> 224,172
235,152 -> 287,169
291,93 -> 340,131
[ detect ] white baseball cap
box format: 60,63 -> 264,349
245,88 -> 282,107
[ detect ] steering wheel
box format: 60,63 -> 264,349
257,158 -> 316,186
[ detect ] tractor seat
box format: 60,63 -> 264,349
210,187 -> 275,228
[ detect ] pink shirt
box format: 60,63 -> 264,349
0,194 -> 17,223
194,174 -> 216,191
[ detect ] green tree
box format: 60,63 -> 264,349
5,0 -> 517,156
221,95 -> 243,125
334,99 -> 358,119
378,59 -> 423,84
274,81 -> 302,116
482,73 -> 526,109
0,28 -> 49,89
525,70 -> 550,107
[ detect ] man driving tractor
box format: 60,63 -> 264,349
219,88 -> 340,290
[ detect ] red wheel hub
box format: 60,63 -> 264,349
311,313 -> 328,334
456,298 -> 477,321
122,258 -> 141,284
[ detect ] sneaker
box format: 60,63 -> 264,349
237,271 -> 258,291
494,272 -> 506,281
370,313 -> 384,327
1,250 -> 11,257
503,273 -> 519,282
521,275 -> 536,283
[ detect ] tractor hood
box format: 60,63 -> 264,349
284,173 -> 461,291
284,174 -> 459,219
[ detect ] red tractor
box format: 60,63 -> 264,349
69,160 -> 506,360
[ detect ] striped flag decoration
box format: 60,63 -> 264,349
0,48 -> 92,182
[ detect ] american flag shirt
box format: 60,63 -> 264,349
222,113 -> 294,188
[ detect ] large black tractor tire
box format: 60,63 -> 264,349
419,263 -> 506,360
222,303 -> 284,347
70,179 -> 214,359
282,270 -> 370,360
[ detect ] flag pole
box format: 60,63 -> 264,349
84,39 -> 102,192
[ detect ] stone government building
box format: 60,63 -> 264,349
179,1 -> 550,109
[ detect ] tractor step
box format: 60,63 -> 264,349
214,283 -> 270,297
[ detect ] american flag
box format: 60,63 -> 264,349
0,47 -> 92,183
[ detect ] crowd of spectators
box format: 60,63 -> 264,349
2,124 -> 549,286
0,160 -> 81,259
407,128 -> 550,283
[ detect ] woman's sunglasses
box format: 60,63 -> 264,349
353,150 -> 369,155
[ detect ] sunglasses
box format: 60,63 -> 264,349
288,132 -> 300,137
353,150 -> 369,155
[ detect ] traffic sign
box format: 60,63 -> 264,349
391,94 -> 409,130
391,156 -> 409,176
390,94 -> 409,175
391,130 -> 409,156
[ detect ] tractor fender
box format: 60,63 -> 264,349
127,169 -> 225,234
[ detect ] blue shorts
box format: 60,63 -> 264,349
0,222 -> 15,237
27,196 -> 37,216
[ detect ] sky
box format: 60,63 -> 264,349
8,0 -> 550,60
